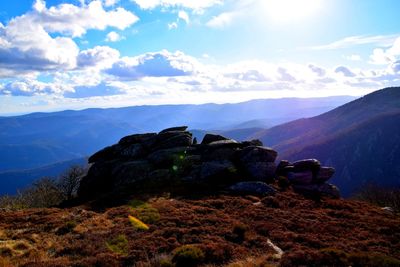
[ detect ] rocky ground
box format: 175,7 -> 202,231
1,189 -> 399,267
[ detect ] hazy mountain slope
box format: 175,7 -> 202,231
287,112 -> 400,196
0,96 -> 354,172
254,87 -> 400,156
251,87 -> 400,196
0,157 -> 86,195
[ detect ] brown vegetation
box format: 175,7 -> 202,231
0,190 -> 399,266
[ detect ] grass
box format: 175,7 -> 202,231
0,191 -> 399,266
128,215 -> 149,230
106,234 -> 129,256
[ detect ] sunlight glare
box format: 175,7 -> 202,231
262,0 -> 322,23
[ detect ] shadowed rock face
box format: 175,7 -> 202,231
78,127 -> 339,200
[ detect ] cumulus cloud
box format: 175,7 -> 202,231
168,22 -> 178,30
335,66 -> 356,77
0,80 -> 72,96
105,50 -> 199,80
77,46 -> 120,68
32,0 -> 138,37
104,0 -> 120,6
178,11 -> 190,24
370,37 -> 400,65
131,0 -> 222,12
105,31 -> 124,42
0,0 -> 138,77
308,64 -> 326,77
206,12 -> 237,28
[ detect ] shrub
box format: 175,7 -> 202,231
128,215 -> 149,231
129,199 -> 160,224
58,165 -> 87,200
232,223 -> 248,243
172,245 -> 205,267
106,234 -> 129,256
354,183 -> 400,212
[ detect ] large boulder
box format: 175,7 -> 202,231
293,183 -> 340,199
88,144 -> 121,163
147,146 -> 192,167
241,162 -> 276,183
228,182 -> 276,196
201,134 -> 231,144
292,159 -> 321,172
112,160 -> 153,187
151,131 -> 193,150
314,167 -> 335,184
159,126 -> 188,133
199,160 -> 237,182
287,171 -> 313,185
118,133 -> 157,146
238,146 -> 278,163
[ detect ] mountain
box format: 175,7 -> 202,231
253,87 -> 400,196
0,96 -> 354,173
0,157 -> 86,195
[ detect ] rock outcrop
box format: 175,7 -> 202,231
78,127 -> 339,199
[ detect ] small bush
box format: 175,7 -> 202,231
106,234 -> 129,256
128,215 -> 149,231
172,245 -> 205,267
129,199 -> 160,224
232,223 -> 248,243
354,183 -> 400,212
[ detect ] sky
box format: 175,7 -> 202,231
0,0 -> 399,115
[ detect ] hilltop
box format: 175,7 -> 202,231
1,127 -> 399,266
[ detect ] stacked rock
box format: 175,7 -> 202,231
276,159 -> 340,199
78,127 -> 278,199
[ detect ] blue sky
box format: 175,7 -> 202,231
0,0 -> 399,115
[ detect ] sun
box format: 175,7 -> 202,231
261,0 -> 322,23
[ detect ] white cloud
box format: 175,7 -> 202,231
0,79 -> 72,96
105,50 -> 199,80
370,37 -> 400,65
178,11 -> 190,24
104,0 -> 120,7
168,22 -> 178,30
206,12 -> 237,28
105,31 -> 124,42
308,34 -> 399,50
77,46 -> 120,68
131,0 -> 222,12
0,0 -> 138,77
31,0 -> 138,38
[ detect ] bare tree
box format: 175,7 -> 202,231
58,165 -> 87,200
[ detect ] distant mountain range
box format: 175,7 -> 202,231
2,88 -> 400,197
250,87 -> 400,196
0,96 -> 353,173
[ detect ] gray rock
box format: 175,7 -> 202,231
314,167 -> 335,183
229,181 -> 276,196
112,160 -> 153,187
241,139 -> 263,147
153,131 -> 193,150
293,183 -> 340,199
292,159 -> 321,172
118,133 -> 157,145
238,146 -> 278,163
276,160 -> 291,176
120,143 -> 145,158
207,139 -> 240,148
287,171 -> 313,185
88,144 -> 121,163
159,126 -> 188,133
201,133 -> 230,144
202,147 -> 239,161
147,146 -> 192,167
242,162 -> 276,182
199,160 -> 237,181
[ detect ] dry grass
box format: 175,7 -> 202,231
0,190 -> 399,266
